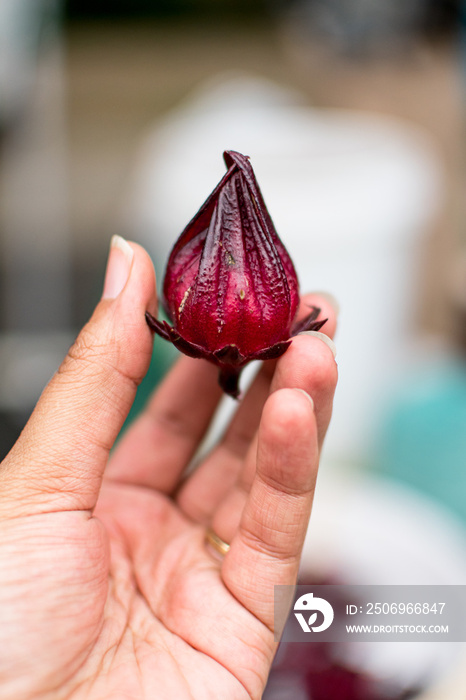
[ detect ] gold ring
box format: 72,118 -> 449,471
205,527 -> 230,558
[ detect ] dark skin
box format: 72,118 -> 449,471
0,240 -> 337,700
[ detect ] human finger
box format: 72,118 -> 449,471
221,387 -> 319,629
178,321 -> 337,527
176,292 -> 337,518
208,331 -> 338,543
0,237 -> 156,515
105,355 -> 223,492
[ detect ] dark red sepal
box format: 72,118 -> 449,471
145,311 -> 211,361
291,306 -> 328,336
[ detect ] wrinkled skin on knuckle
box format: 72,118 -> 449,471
59,315 -> 148,396
60,321 -> 119,381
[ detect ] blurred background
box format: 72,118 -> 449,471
1,0 -> 466,697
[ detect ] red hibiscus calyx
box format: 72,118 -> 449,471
146,150 -> 326,398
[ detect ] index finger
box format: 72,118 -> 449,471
106,355 -> 223,492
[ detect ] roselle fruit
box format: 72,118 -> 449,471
145,150 -> 326,398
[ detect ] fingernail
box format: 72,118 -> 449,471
312,291 -> 340,317
102,235 -> 134,300
292,388 -> 314,410
298,331 -> 337,359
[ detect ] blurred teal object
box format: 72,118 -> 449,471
373,358 -> 466,523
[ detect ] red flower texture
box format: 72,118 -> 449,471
146,150 -> 326,398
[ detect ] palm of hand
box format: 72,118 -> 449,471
1,480 -> 268,700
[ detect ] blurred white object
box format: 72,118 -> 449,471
123,74 -> 443,464
302,470 -> 466,694
304,471 -> 466,585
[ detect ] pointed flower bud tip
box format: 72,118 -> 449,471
145,150 -> 326,398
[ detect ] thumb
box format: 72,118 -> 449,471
0,236 -> 157,514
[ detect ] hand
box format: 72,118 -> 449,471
0,237 -> 338,700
